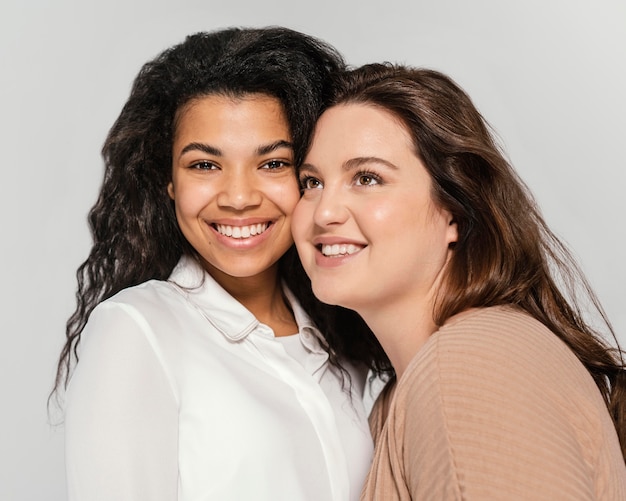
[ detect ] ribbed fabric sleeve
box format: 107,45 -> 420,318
362,306 -> 626,500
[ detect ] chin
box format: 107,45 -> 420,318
311,281 -> 350,309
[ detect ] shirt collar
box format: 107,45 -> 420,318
168,256 -> 326,351
282,286 -> 328,354
168,256 -> 258,341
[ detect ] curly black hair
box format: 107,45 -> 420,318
53,27 -> 391,396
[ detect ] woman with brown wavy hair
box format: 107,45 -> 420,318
293,63 -> 626,499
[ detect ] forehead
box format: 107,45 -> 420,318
174,93 -> 288,135
172,94 -> 291,151
309,103 -> 415,159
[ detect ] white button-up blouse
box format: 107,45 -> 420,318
65,256 -> 374,501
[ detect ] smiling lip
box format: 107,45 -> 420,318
319,243 -> 363,257
312,237 -> 366,265
214,222 -> 270,239
209,219 -> 275,247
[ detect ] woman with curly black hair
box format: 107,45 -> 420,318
54,27 -> 381,501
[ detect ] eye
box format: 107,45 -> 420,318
355,172 -> 381,186
261,159 -> 292,170
190,160 -> 219,171
299,176 -> 323,190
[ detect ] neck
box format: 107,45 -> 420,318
360,299 -> 439,380
208,264 -> 297,337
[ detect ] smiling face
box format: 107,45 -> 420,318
292,103 -> 458,317
168,93 -> 299,290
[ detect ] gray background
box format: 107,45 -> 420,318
1,0 -> 624,499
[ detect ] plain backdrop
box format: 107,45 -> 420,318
1,0 -> 624,499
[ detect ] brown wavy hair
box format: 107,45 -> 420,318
325,63 -> 626,457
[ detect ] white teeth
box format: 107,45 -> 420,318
321,243 -> 362,257
216,223 -> 268,239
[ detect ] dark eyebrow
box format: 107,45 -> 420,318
256,140 -> 293,156
179,142 -> 222,158
344,156 -> 399,171
178,140 -> 292,160
299,162 -> 321,175
300,156 -> 399,174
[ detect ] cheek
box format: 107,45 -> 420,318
366,199 -> 401,229
365,196 -> 446,249
172,183 -> 212,219
291,201 -> 311,241
268,177 -> 300,215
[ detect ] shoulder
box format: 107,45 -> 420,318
79,279 -> 192,365
106,279 -> 183,309
397,305 -> 605,426
81,279 -> 177,338
405,306 -> 585,386
390,307 -> 621,499
99,256 -> 205,316
435,305 -> 561,355
90,279 -> 189,328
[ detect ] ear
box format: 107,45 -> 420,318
446,215 -> 458,247
167,182 -> 175,200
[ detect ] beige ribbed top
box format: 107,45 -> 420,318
362,306 -> 626,500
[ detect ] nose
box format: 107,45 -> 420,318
216,170 -> 263,210
312,186 -> 349,227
